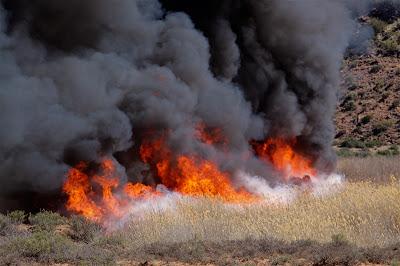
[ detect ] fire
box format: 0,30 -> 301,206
63,134 -> 258,222
63,132 -> 317,224
140,137 -> 257,203
63,162 -> 103,221
252,138 -> 316,181
63,159 -> 156,222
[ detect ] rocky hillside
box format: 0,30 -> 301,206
335,12 -> 400,155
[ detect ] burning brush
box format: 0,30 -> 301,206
62,131 -> 319,225
0,0 -> 354,223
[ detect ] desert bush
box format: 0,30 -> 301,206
0,214 -> 12,236
378,145 -> 400,156
340,138 -> 366,149
68,215 -> 102,243
7,210 -> 26,224
365,139 -> 382,148
373,122 -> 389,135
271,255 -> 291,266
361,115 -> 372,125
390,99 -> 400,110
370,18 -> 388,33
381,38 -> 399,54
341,93 -> 357,111
370,64 -> 382,73
0,230 -> 115,264
343,100 -> 356,111
1,231 -> 74,262
331,233 -> 349,246
337,148 -> 355,157
29,211 -> 66,231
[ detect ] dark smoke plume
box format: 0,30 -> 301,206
0,0 -> 374,210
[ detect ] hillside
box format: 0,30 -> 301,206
335,15 -> 400,155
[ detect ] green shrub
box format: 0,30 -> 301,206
365,139 -> 382,148
372,122 -> 390,135
29,211 -> 66,231
68,215 -> 101,243
340,138 -> 366,149
337,148 -> 354,158
1,231 -> 74,261
343,100 -> 356,111
7,210 -> 26,224
331,233 -> 349,246
390,99 -> 400,110
0,214 -> 11,235
94,233 -> 125,252
381,38 -> 399,54
370,18 -> 388,33
378,145 -> 400,156
369,64 -> 382,74
360,115 -> 372,125
336,148 -> 370,158
271,255 -> 291,266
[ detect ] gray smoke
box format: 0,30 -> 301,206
0,0 -> 373,206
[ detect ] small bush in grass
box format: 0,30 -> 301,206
337,148 -> 355,157
361,115 -> 372,125
378,145 -> 400,156
381,38 -> 399,55
340,138 -> 366,149
1,230 -> 115,264
1,231 -> 75,262
68,215 -> 102,243
370,18 -> 388,33
94,233 -> 125,252
390,99 -> 400,110
0,214 -> 12,235
331,234 -> 349,246
29,211 -> 66,231
370,64 -> 382,74
343,100 -> 356,111
373,123 -> 389,135
365,139 -> 382,148
271,255 -> 291,266
7,210 -> 26,224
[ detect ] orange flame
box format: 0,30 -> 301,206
140,137 -> 256,203
63,162 -> 103,221
252,138 -> 316,181
63,133 -> 317,223
63,159 -> 156,222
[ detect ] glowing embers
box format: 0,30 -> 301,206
252,138 -> 316,182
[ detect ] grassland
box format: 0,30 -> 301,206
0,156 -> 399,265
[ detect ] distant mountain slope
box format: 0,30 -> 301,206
337,56 -> 400,146
335,14 -> 400,151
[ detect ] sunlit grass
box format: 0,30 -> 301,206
124,180 -> 400,248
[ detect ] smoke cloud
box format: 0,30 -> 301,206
0,0 -> 374,209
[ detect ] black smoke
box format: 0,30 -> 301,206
0,0 -> 373,211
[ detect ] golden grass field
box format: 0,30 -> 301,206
124,157 -> 400,249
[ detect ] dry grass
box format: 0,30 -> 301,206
1,156 -> 400,264
124,180 -> 400,249
337,156 -> 400,182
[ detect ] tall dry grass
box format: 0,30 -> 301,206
337,156 -> 400,182
124,181 -> 400,249
119,156 -> 400,249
